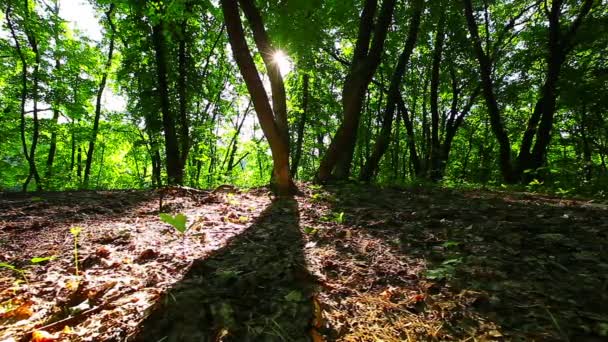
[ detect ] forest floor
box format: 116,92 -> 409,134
0,184 -> 607,341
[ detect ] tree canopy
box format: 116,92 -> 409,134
1,0 -> 607,196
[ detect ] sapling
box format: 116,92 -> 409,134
159,213 -> 190,259
70,226 -> 82,276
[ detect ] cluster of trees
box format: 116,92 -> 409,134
1,0 -> 607,195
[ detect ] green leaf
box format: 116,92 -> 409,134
303,226 -> 317,235
70,226 -> 82,236
0,262 -> 18,272
442,241 -> 460,248
31,256 -> 57,264
284,290 -> 303,302
160,213 -> 189,233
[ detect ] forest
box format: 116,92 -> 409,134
0,0 -> 607,341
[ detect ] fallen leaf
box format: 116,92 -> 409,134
310,328 -> 325,342
32,330 -> 58,342
312,296 -> 324,328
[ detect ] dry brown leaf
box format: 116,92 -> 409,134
31,330 -> 58,342
310,328 -> 325,342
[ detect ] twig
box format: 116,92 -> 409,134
24,289 -> 136,338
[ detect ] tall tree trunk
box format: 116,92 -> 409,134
177,20 -> 191,174
437,86 -> 480,179
291,73 -> 310,177
224,102 -> 250,173
152,19 -> 182,185
398,98 -> 421,177
463,0 -> 515,183
529,0 -> 594,171
22,3 -> 42,191
580,105 -> 592,181
70,121 -> 76,174
222,0 -> 295,195
6,5 -> 35,191
84,4 -> 115,188
317,0 -> 397,182
360,0 -> 423,181
45,1 -> 62,185
429,13 -> 446,181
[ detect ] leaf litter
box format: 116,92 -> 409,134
0,184 -> 606,341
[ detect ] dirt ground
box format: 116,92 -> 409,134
1,184 -> 607,341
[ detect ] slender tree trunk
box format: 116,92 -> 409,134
222,0 -> 295,195
463,0 -> 515,183
177,20 -> 191,173
6,5 -> 33,191
580,105 -> 592,181
45,2 -> 62,185
429,13 -> 446,181
398,99 -> 421,177
84,4 -> 115,188
360,0 -> 423,181
529,0 -> 594,171
438,87 -> 479,179
70,121 -> 76,174
291,73 -> 310,177
96,142 -> 106,188
77,146 -> 82,181
460,126 -> 475,180
317,0 -> 397,182
224,103 -> 250,173
23,6 -> 42,191
152,19 -> 182,185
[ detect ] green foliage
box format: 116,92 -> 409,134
30,256 -> 56,264
70,226 -> 82,276
424,258 -> 462,280
160,213 -> 189,233
321,211 -> 345,224
0,0 -> 606,196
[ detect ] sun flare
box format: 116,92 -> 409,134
272,50 -> 292,76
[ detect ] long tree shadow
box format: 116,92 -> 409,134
133,198 -> 315,342
0,190 -> 157,229
315,184 -> 608,340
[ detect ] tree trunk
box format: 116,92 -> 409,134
84,4 -> 115,188
398,98 -> 421,177
152,18 -> 183,185
45,2 -> 62,185
291,73 -> 310,177
463,0 -> 515,183
317,0 -> 397,182
177,20 -> 191,173
221,0 -> 295,195
529,0 -> 594,171
6,5 -> 35,191
224,102 -> 250,173
429,13 -> 446,181
580,105 -> 592,181
360,0 -> 423,181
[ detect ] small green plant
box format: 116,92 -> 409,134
31,255 -> 57,264
303,226 -> 318,235
0,255 -> 57,285
0,262 -> 26,282
160,213 -> 189,234
70,226 -> 82,276
321,211 -> 345,224
424,258 -> 463,280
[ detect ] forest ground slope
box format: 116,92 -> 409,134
0,185 -> 607,341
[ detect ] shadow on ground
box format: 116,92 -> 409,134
0,190 -> 156,230
133,198 -> 315,342
312,184 -> 608,340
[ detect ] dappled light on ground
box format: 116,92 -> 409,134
1,184 -> 607,340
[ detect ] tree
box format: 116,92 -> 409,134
316,0 -> 397,182
221,0 -> 295,195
